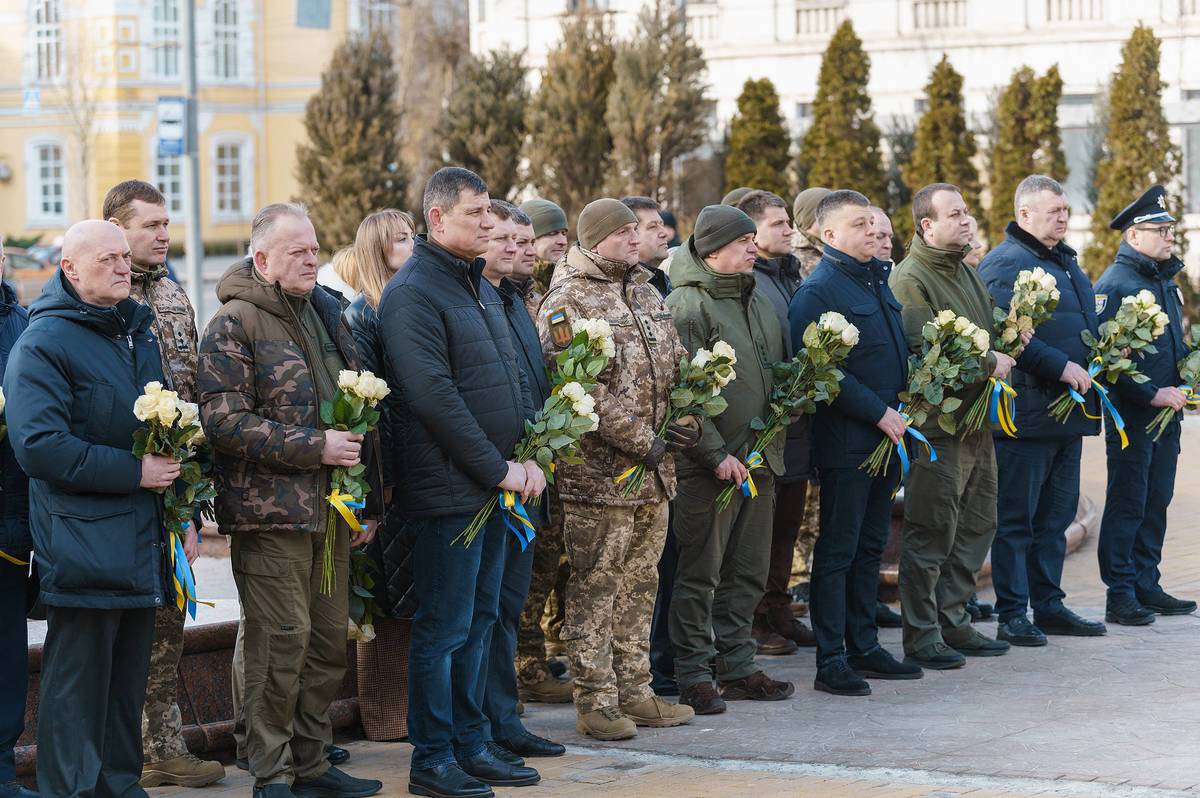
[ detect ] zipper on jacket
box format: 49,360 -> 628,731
279,285 -> 331,507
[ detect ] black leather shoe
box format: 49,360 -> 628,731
409,764 -> 493,798
904,642 -> 966,670
848,648 -> 923,680
814,659 -> 871,696
496,731 -> 565,759
1034,607 -> 1106,637
326,745 -> 350,766
996,615 -> 1047,646
292,766 -> 382,798
253,786 -> 297,798
1106,596 -> 1157,625
875,601 -> 903,629
547,658 -> 568,679
1136,590 -> 1198,616
485,742 -> 523,767
946,630 -> 1010,657
457,748 -> 540,787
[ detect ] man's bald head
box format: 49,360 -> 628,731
61,220 -> 133,307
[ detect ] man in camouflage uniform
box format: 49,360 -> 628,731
200,203 -> 383,798
100,181 -> 225,790
537,199 -> 698,741
521,198 -> 569,298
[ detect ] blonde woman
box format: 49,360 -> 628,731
336,208 -> 416,743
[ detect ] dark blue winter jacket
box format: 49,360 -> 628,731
0,281 -> 30,558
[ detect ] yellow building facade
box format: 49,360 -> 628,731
0,0 -> 400,247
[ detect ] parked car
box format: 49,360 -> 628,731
2,246 -> 56,306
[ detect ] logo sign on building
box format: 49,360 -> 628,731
157,96 -> 186,158
22,88 -> 40,112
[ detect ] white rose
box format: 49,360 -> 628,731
1002,327 -> 1019,344
177,401 -> 200,429
954,317 -> 971,334
338,370 -> 359,391
573,394 -> 596,417
560,381 -> 587,403
841,324 -> 859,347
133,394 -> 158,423
936,309 -> 957,325
155,392 -> 180,426
585,412 -> 600,431
143,381 -> 164,396
1136,289 -> 1156,307
963,321 -> 978,337
691,349 -> 713,368
819,312 -> 848,333
712,340 -> 737,364
601,337 -> 616,358
973,330 -> 990,353
1050,288 -> 1061,302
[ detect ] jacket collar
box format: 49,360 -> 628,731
822,245 -> 888,287
906,233 -> 970,275
0,281 -> 18,316
1004,221 -> 1077,262
28,269 -> 151,337
557,244 -> 641,285
671,240 -> 755,303
1114,240 -> 1184,281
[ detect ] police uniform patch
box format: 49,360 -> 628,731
1095,294 -> 1107,314
1177,286 -> 1185,307
548,308 -> 572,348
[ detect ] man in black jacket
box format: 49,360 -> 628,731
5,220 -> 180,798
621,196 -> 673,298
378,168 -> 545,798
479,200 -> 565,760
0,247 -> 33,798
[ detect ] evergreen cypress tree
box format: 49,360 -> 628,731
1083,25 -> 1182,272
983,65 -> 1065,243
724,78 -> 791,198
436,48 -> 529,200
902,56 -> 980,243
796,20 -> 887,204
606,0 -> 711,200
295,31 -> 407,249
884,115 -> 917,249
525,12 -> 616,227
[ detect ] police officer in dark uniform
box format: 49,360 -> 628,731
1094,186 -> 1197,624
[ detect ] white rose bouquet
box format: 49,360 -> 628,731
715,313 -> 858,511
456,320 -> 612,546
616,341 -> 736,497
1048,291 -> 1168,448
861,312 -> 991,477
132,381 -> 215,618
321,370 -> 390,595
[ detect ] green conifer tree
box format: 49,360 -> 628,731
795,20 -> 887,204
724,78 -> 791,198
295,31 -> 407,249
1083,25 -> 1182,273
436,48 -> 529,200
525,12 -> 616,227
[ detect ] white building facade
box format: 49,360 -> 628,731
471,0 -> 1200,261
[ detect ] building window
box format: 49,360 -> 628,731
213,0 -> 239,80
30,0 -> 63,81
350,0 -> 395,33
214,141 -> 245,218
1046,0 -> 1103,22
1062,127 -> 1097,213
565,0 -> 609,11
912,0 -> 966,29
795,0 -> 844,36
1186,125 -> 1200,214
687,2 -> 719,40
1184,0 -> 1200,17
156,155 -> 184,215
152,0 -> 181,79
28,141 -> 66,225
477,0 -> 486,22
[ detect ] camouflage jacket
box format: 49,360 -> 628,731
198,259 -> 382,534
794,233 -> 824,279
517,277 -> 544,320
537,246 -> 687,506
531,257 -> 556,298
129,268 -> 198,402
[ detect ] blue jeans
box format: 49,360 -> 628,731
483,530 -> 535,741
0,559 -> 27,782
992,437 -> 1079,621
407,513 -> 506,770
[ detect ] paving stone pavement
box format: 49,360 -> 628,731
146,421 -> 1200,796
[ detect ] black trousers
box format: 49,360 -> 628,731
648,516 -> 677,684
38,605 -> 156,798
0,560 -> 27,783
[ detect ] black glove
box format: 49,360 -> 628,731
643,437 -> 668,469
664,420 -> 702,451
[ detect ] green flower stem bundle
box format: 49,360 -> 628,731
1146,342 -> 1200,442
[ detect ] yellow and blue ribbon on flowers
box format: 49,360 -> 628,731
167,521 -> 214,620
988,377 -> 1019,438
500,489 -> 537,551
614,465 -> 639,485
1067,360 -> 1128,449
327,490 -> 367,532
893,403 -> 938,497
740,451 -> 766,498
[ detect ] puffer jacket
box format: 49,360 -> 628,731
376,237 -> 529,518
536,245 -> 688,506
0,281 -> 30,557
4,271 -> 168,608
198,258 -> 383,534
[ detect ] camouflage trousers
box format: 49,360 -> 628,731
515,511 -> 567,686
141,604 -> 189,763
560,500 -> 668,713
792,483 -> 821,583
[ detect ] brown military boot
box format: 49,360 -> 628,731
769,612 -> 817,647
519,676 -> 574,704
139,754 -> 226,788
679,682 -> 727,715
719,670 -> 795,701
620,696 -> 695,728
751,622 -> 798,655
575,706 -> 637,741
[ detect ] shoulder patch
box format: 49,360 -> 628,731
547,308 -> 572,348
1095,294 -> 1107,314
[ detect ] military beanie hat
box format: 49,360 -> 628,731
721,187 -> 754,206
792,187 -> 832,233
577,198 -> 638,251
520,198 -> 569,238
693,204 -> 758,258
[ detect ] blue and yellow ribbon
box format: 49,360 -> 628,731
988,377 -> 1019,438
327,490 -> 367,532
167,521 -> 214,620
1067,360 -> 1128,449
893,404 -> 938,497
614,465 -> 639,485
740,451 -> 766,498
500,490 -> 537,551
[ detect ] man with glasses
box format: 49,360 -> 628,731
978,175 -> 1107,648
1093,186 -> 1195,625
